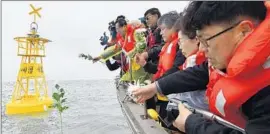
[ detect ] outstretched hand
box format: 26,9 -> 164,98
132,82 -> 158,103
92,56 -> 101,63
79,53 -> 100,63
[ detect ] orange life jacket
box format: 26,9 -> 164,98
153,33 -> 179,80
181,50 -> 205,70
207,1 -> 270,128
116,24 -> 137,53
114,24 -> 138,73
114,34 -> 129,73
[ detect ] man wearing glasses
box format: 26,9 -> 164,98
136,8 -> 163,72
135,8 -> 162,110
133,1 -> 270,134
144,7 -> 162,50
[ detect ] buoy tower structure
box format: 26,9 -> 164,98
6,4 -> 53,115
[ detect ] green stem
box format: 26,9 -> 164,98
60,112 -> 63,134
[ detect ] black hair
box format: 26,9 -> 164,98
144,8 -> 161,18
116,15 -> 126,21
184,1 -> 266,30
115,15 -> 127,27
157,11 -> 180,29
172,12 -> 183,33
179,9 -> 197,39
116,19 -> 127,27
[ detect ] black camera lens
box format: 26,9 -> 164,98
108,21 -> 116,31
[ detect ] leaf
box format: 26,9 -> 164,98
50,104 -> 57,108
62,106 -> 69,111
61,98 -> 67,103
55,84 -> 60,90
52,84 -> 70,113
60,92 -> 65,98
51,103 -> 60,109
56,103 -> 62,111
60,88 -> 64,93
53,93 -> 60,101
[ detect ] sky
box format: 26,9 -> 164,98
2,1 -> 189,82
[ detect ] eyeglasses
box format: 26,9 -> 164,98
197,21 -> 241,48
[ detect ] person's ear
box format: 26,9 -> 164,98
238,20 -> 254,37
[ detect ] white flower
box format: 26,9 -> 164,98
127,80 -> 141,102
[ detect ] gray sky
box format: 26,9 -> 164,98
2,1 -> 189,82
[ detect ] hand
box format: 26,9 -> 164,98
173,103 -> 192,133
135,53 -> 147,66
132,83 -> 157,103
141,52 -> 148,60
92,56 -> 101,63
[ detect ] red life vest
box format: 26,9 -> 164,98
113,34 -> 128,72
116,33 -> 124,48
182,50 -> 206,70
116,24 -> 137,53
153,33 -> 179,80
115,24 -> 142,73
207,1 -> 270,128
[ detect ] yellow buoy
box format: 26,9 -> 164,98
6,4 -> 53,115
147,109 -> 159,121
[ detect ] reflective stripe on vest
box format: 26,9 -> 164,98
263,56 -> 270,69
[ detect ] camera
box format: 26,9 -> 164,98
99,21 -> 117,46
138,17 -> 148,29
108,21 -> 116,31
99,32 -> 109,46
108,21 -> 117,40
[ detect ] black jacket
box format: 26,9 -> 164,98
146,26 -> 163,51
105,60 -> 120,71
156,61 -> 270,134
143,43 -> 164,74
147,42 -> 164,62
143,26 -> 164,74
146,26 -> 163,60
104,46 -> 121,71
